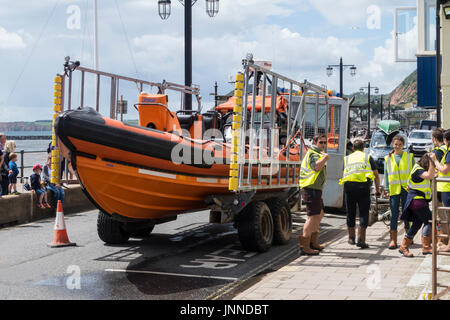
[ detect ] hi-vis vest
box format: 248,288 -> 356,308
433,144 -> 447,154
339,151 -> 375,185
384,152 -> 414,196
299,148 -> 324,189
408,164 -> 432,200
437,146 -> 450,192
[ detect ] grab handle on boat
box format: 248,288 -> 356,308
134,103 -> 175,118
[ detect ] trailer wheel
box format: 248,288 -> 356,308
97,211 -> 130,244
237,201 -> 274,253
267,198 -> 292,245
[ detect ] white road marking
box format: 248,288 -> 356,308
105,268 -> 238,281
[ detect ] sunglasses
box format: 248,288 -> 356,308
318,141 -> 327,145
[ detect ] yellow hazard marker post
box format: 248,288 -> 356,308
228,72 -> 244,191
51,75 -> 63,184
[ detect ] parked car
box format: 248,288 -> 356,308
368,120 -> 408,174
419,120 -> 437,130
408,129 -> 433,156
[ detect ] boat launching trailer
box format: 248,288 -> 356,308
53,54 -> 349,253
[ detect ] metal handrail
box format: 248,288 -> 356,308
17,149 -> 48,183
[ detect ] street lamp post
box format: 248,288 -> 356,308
326,57 -> 357,98
326,57 -> 357,138
158,0 -> 219,110
360,82 -> 379,137
380,94 -> 384,120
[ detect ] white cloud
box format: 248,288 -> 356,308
0,26 -> 26,49
308,0 -> 416,27
0,0 -> 418,121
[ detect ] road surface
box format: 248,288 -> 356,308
0,208 -> 346,300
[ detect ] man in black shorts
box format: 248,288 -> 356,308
299,134 -> 329,255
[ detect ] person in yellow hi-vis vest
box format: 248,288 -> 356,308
431,128 -> 449,249
298,133 -> 329,256
339,139 -> 380,248
384,134 -> 414,249
430,129 -> 450,253
399,154 -> 435,257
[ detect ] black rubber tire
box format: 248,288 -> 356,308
97,211 -> 130,244
267,198 -> 292,245
237,201 -> 274,253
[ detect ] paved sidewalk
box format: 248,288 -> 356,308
234,220 -> 450,300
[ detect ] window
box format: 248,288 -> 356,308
409,131 -> 431,140
395,7 -> 417,62
424,0 -> 436,51
328,105 -> 341,151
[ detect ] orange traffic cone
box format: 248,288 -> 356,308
48,200 -> 76,248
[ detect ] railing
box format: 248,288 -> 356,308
14,149 -> 75,185
228,54 -> 330,192
431,176 -> 450,300
62,58 -> 203,117
17,150 -> 47,183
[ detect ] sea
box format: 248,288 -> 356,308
4,131 -> 52,178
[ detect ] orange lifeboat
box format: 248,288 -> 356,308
55,94 -> 301,222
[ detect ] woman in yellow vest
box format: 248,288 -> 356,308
298,133 -> 329,255
431,128 -> 449,248
384,135 -> 414,249
430,129 -> 450,253
339,139 -> 380,248
398,154 -> 435,257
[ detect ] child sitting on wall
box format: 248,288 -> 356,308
30,163 -> 51,209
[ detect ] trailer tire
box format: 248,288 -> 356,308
97,211 -> 130,244
267,198 -> 292,245
237,201 -> 274,253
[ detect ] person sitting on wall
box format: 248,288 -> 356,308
42,155 -> 65,207
30,163 -> 51,209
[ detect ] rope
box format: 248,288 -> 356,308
278,129 -> 309,155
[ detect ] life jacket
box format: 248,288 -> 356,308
437,145 -> 450,192
339,150 -> 374,185
384,152 -> 414,196
408,164 -> 431,200
299,148 -> 324,189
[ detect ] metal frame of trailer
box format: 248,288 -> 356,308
206,54 -> 349,252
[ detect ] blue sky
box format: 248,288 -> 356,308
0,0 -> 418,122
